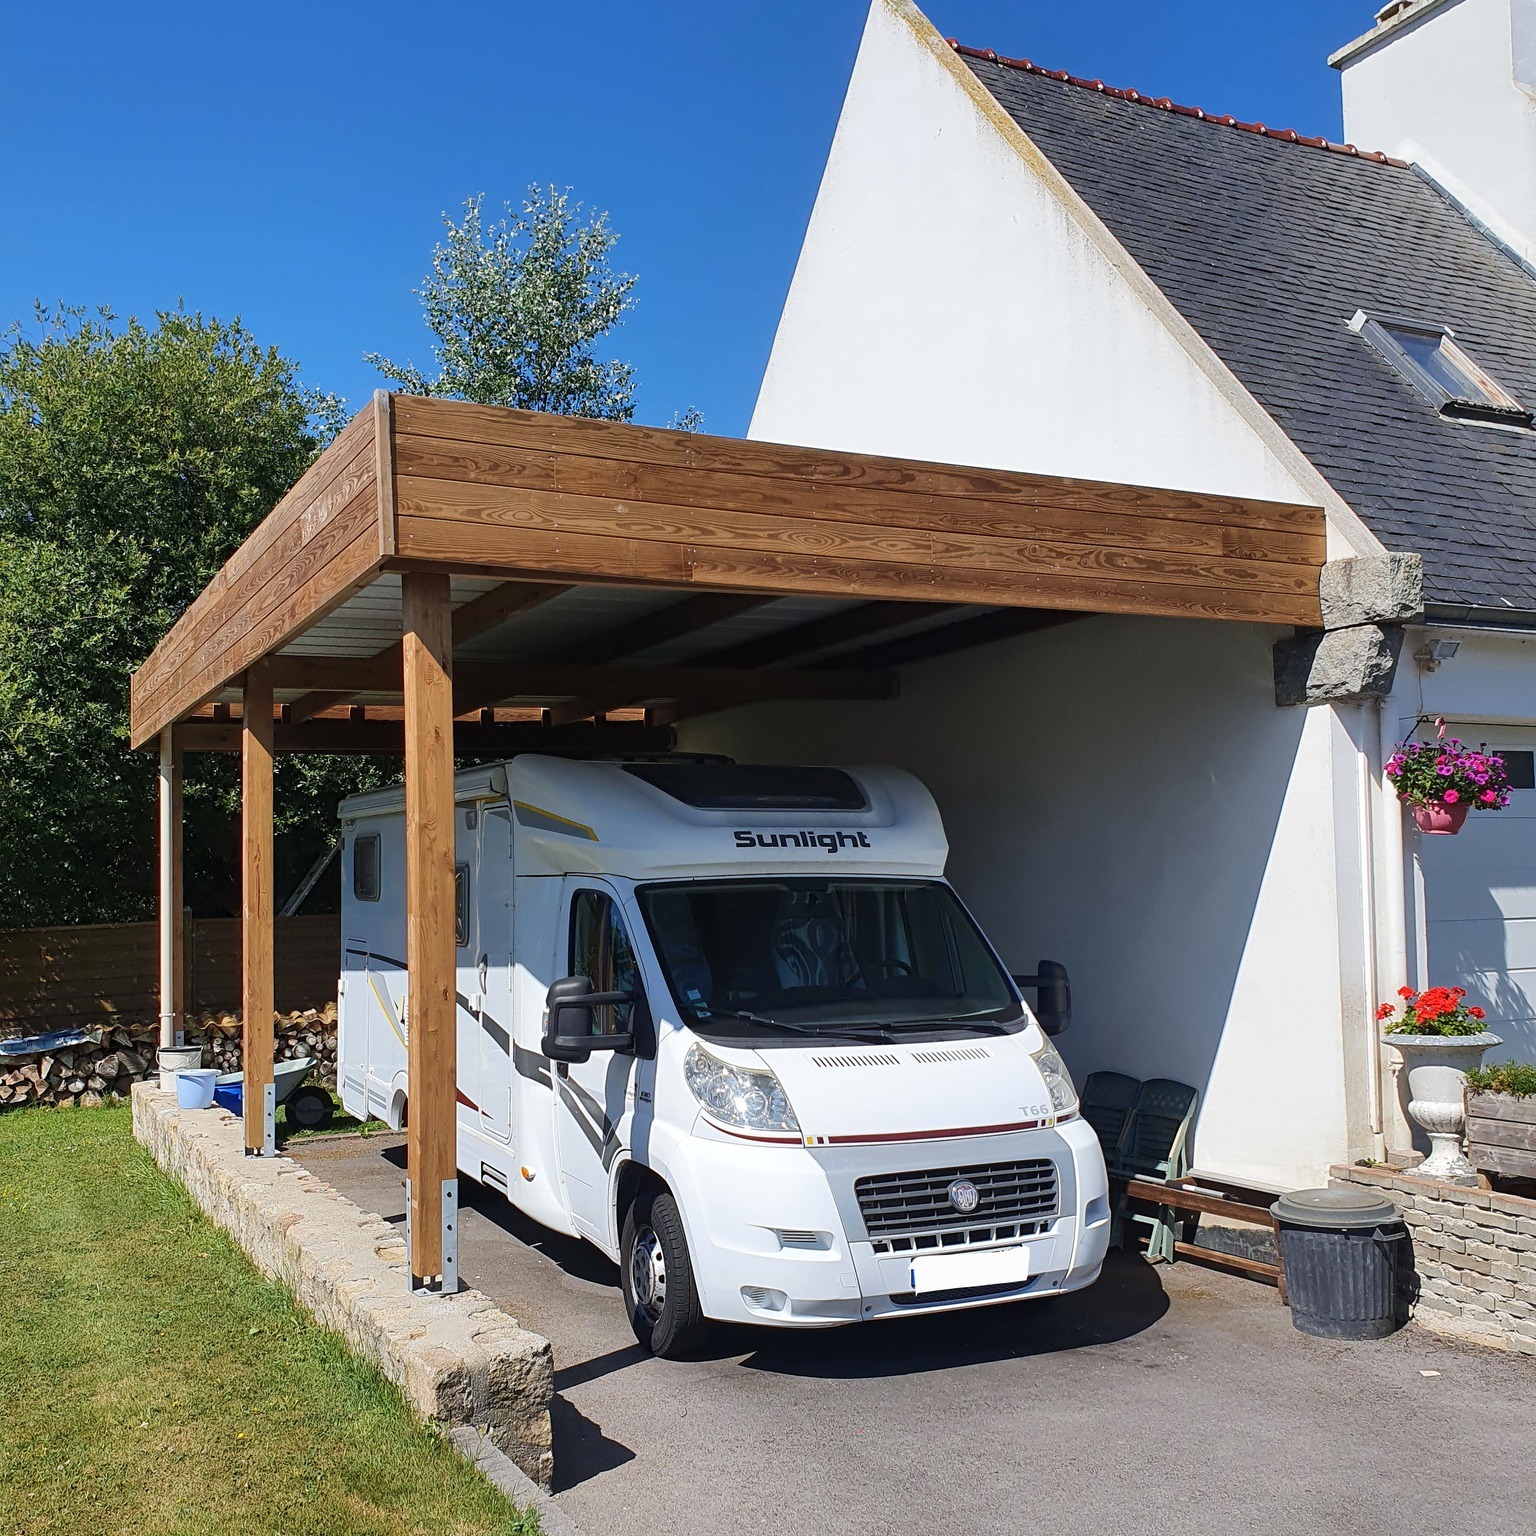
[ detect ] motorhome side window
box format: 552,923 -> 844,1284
455,864 -> 470,948
352,834 -> 380,902
569,890 -> 638,1036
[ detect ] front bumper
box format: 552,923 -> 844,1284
662,1116 -> 1111,1328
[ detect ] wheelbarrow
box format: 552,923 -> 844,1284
212,1056 -> 331,1130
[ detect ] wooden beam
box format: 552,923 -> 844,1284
241,660 -> 275,1156
548,592 -> 775,665
532,591 -> 778,726
263,654 -> 898,708
129,405 -> 386,747
393,397 -> 1326,542
131,395 -> 1328,752
402,572 -> 456,1289
643,609 -> 1084,727
689,600 -> 965,670
288,579 -> 571,724
823,608 -> 1084,672
176,719 -> 675,754
451,578 -> 572,642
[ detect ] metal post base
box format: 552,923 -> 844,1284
245,1081 -> 276,1157
406,1177 -> 461,1294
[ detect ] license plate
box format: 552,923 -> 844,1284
910,1244 -> 1031,1294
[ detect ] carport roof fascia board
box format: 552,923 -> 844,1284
129,391 -> 1327,750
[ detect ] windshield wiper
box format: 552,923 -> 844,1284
885,1017 -> 1012,1035
704,1008 -> 897,1045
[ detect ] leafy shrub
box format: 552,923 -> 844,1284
1465,1061 -> 1536,1098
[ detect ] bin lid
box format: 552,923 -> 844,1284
1271,1186 -> 1400,1229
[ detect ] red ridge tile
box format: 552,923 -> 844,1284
947,40 -> 1410,169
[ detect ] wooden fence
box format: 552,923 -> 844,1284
0,915 -> 340,1033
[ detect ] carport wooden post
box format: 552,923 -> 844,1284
241,661 -> 276,1156
157,728 -> 184,1052
402,571 -> 458,1291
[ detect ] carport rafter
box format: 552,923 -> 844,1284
129,391 -> 1327,1295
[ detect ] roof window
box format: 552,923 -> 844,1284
1349,310 -> 1533,429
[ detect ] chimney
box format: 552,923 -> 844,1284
1331,0 -> 1536,266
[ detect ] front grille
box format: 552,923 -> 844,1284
869,1219 -> 1050,1256
855,1158 -> 1058,1238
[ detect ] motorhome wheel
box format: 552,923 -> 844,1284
621,1190 -> 709,1358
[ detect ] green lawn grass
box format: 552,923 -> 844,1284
0,1105 -> 538,1536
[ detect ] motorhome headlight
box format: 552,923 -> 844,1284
684,1045 -> 800,1134
1029,1040 -> 1080,1118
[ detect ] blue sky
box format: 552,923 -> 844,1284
4,1 -> 1373,437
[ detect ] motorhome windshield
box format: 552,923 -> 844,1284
637,878 -> 1020,1040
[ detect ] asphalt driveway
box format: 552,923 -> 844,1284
296,1132 -> 1536,1536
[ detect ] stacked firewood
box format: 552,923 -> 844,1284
0,1003 -> 338,1111
189,1005 -> 338,1084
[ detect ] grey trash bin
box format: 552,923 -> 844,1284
1271,1187 -> 1408,1340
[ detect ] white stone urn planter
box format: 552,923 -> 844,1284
1384,1031 -> 1502,1184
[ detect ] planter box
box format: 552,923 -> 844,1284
1466,1092 -> 1536,1180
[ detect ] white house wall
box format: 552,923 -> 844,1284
1336,0 -> 1536,268
679,617 -> 1365,1190
751,0 -> 1338,521
1376,628 -> 1536,1153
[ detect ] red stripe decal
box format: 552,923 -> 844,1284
711,1122 -> 803,1144
824,1119 -> 1044,1145
456,1089 -> 480,1112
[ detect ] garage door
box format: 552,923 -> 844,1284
1421,727 -> 1536,1066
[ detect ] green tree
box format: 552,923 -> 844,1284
0,305 -> 378,926
366,188 -> 640,418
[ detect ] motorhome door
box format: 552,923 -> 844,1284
476,807 -> 515,1144
553,878 -> 642,1245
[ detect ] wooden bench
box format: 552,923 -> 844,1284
1123,1171 -> 1288,1302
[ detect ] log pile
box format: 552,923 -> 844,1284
0,1003 -> 339,1110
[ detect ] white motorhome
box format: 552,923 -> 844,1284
337,756 -> 1110,1355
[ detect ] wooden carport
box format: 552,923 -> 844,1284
129,390 -> 1325,1291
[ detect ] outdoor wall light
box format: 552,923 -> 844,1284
1415,638 -> 1461,672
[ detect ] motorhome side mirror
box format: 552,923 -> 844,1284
1012,960 -> 1072,1037
543,975 -> 636,1063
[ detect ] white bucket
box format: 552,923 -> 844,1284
158,1044 -> 204,1092
175,1068 -> 218,1110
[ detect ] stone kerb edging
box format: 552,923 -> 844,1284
131,1084 -> 554,1485
1330,1160 -> 1536,1358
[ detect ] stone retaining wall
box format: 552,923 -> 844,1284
1330,1162 -> 1536,1357
131,1083 -> 554,1484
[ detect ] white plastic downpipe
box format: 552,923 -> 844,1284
158,728 -> 177,1052
1357,703 -> 1385,1160
1375,697 -> 1411,1155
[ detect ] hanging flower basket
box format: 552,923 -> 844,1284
1410,799 -> 1470,835
1385,735 -> 1512,836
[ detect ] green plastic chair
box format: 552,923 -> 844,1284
1113,1078 -> 1199,1263
1080,1071 -> 1142,1167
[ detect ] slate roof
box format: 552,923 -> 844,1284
960,47 -> 1536,617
